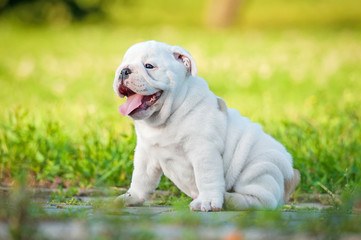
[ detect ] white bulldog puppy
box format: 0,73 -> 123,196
113,40 -> 300,211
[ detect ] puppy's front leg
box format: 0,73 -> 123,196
188,142 -> 226,212
116,148 -> 162,206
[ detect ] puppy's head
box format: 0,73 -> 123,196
113,41 -> 197,121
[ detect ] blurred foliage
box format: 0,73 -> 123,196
0,0 -> 110,25
0,0 -> 204,27
0,0 -> 360,28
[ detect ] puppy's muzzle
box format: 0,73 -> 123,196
119,68 -> 131,84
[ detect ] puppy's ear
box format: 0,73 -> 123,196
171,46 -> 198,77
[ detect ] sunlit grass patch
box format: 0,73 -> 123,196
0,24 -> 360,199
0,107 -> 136,188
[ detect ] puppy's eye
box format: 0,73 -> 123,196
145,64 -> 154,69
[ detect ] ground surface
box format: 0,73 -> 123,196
1,188 -> 360,240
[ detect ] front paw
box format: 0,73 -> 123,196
190,194 -> 223,212
115,191 -> 144,206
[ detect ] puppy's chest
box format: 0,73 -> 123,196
148,139 -> 188,166
144,138 -> 197,195
139,127 -> 188,163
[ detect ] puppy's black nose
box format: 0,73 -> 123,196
121,68 -> 131,77
119,68 -> 132,83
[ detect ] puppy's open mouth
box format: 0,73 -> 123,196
118,85 -> 163,116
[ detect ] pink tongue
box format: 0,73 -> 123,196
118,94 -> 143,116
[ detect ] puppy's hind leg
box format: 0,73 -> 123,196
224,161 -> 286,210
224,169 -> 300,210
223,180 -> 281,210
224,192 -> 264,210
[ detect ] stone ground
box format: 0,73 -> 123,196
1,189 -> 361,240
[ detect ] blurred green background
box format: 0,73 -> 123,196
0,0 -> 360,199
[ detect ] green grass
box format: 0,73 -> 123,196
1,25 -> 360,198
0,0 -> 361,201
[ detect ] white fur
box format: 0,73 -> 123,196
114,41 -> 298,211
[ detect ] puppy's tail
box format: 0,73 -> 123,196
283,169 -> 301,203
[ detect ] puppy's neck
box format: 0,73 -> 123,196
138,76 -> 209,129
